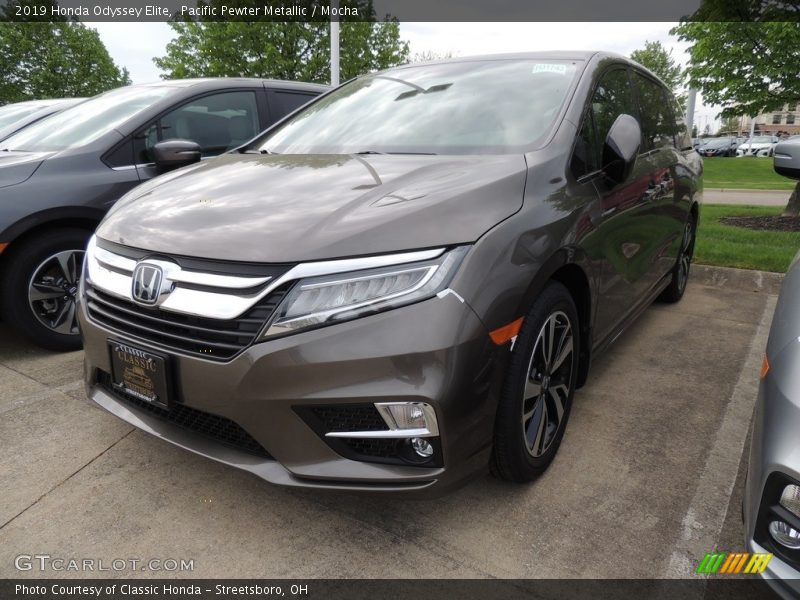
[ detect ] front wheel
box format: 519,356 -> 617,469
659,214 -> 696,304
491,282 -> 579,482
0,228 -> 92,351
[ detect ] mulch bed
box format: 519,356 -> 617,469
719,215 -> 800,232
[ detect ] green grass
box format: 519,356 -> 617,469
695,204 -> 800,272
702,156 -> 796,191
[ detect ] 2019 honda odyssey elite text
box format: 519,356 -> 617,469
79,52 -> 702,497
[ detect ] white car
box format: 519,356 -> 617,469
737,135 -> 779,157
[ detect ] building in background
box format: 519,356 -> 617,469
739,102 -> 800,136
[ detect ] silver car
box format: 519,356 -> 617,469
744,147 -> 800,595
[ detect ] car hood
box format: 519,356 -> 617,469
741,143 -> 773,149
98,153 -> 528,262
0,150 -> 53,189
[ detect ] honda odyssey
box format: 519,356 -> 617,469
79,52 -> 702,496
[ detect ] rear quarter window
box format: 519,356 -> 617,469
270,91 -> 318,120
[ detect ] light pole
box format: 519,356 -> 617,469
330,0 -> 339,87
686,88 -> 697,136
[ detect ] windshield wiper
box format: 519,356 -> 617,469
241,148 -> 279,155
355,150 -> 438,156
388,151 -> 438,155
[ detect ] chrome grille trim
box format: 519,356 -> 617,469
86,235 -> 446,320
93,240 -> 273,288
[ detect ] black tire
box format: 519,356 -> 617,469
0,228 -> 92,351
658,213 -> 697,304
491,281 -> 580,482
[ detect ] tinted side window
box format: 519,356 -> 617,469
668,93 -> 691,150
270,91 -> 317,120
136,90 -> 259,162
103,139 -> 135,168
588,68 -> 636,168
632,73 -> 673,152
571,110 -> 600,178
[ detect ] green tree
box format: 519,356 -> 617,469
409,50 -> 455,63
0,2 -> 130,104
154,2 -> 408,84
672,22 -> 800,216
720,115 -> 741,135
629,40 -> 684,98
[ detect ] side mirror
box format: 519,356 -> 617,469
602,114 -> 641,186
774,139 -> 800,180
153,139 -> 201,172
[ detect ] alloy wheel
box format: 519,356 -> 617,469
521,310 -> 575,457
677,222 -> 693,293
27,249 -> 85,336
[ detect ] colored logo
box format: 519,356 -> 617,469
696,552 -> 773,574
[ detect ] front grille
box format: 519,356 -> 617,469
310,404 -> 388,432
97,371 -> 271,458
85,284 -> 288,360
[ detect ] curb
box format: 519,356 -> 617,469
692,264 -> 784,295
705,188 -> 791,195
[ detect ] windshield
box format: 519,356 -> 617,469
256,59 -> 582,155
749,136 -> 774,144
1,86 -> 175,152
705,138 -> 733,148
0,103 -> 49,130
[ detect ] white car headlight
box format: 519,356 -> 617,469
263,246 -> 468,338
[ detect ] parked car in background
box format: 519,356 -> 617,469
0,98 -> 85,142
0,78 -> 327,350
774,137 -> 800,180
737,135 -> 780,157
697,136 -> 739,157
78,52 -> 702,497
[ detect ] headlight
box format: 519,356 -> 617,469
263,246 -> 468,338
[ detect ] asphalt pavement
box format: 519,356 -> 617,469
0,270 -> 779,582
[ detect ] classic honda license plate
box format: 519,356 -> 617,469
108,340 -> 171,409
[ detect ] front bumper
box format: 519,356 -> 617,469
79,291 -> 502,498
744,344 -> 800,596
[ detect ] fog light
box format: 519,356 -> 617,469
385,404 -> 425,429
780,485 -> 800,518
376,402 -> 439,435
769,520 -> 800,549
411,437 -> 433,458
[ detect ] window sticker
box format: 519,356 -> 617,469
532,63 -> 569,75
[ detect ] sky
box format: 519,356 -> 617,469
89,21 -> 722,132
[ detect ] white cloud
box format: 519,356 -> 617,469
89,21 -> 721,130
403,22 -> 685,59
88,22 -> 175,84
402,22 -> 722,129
